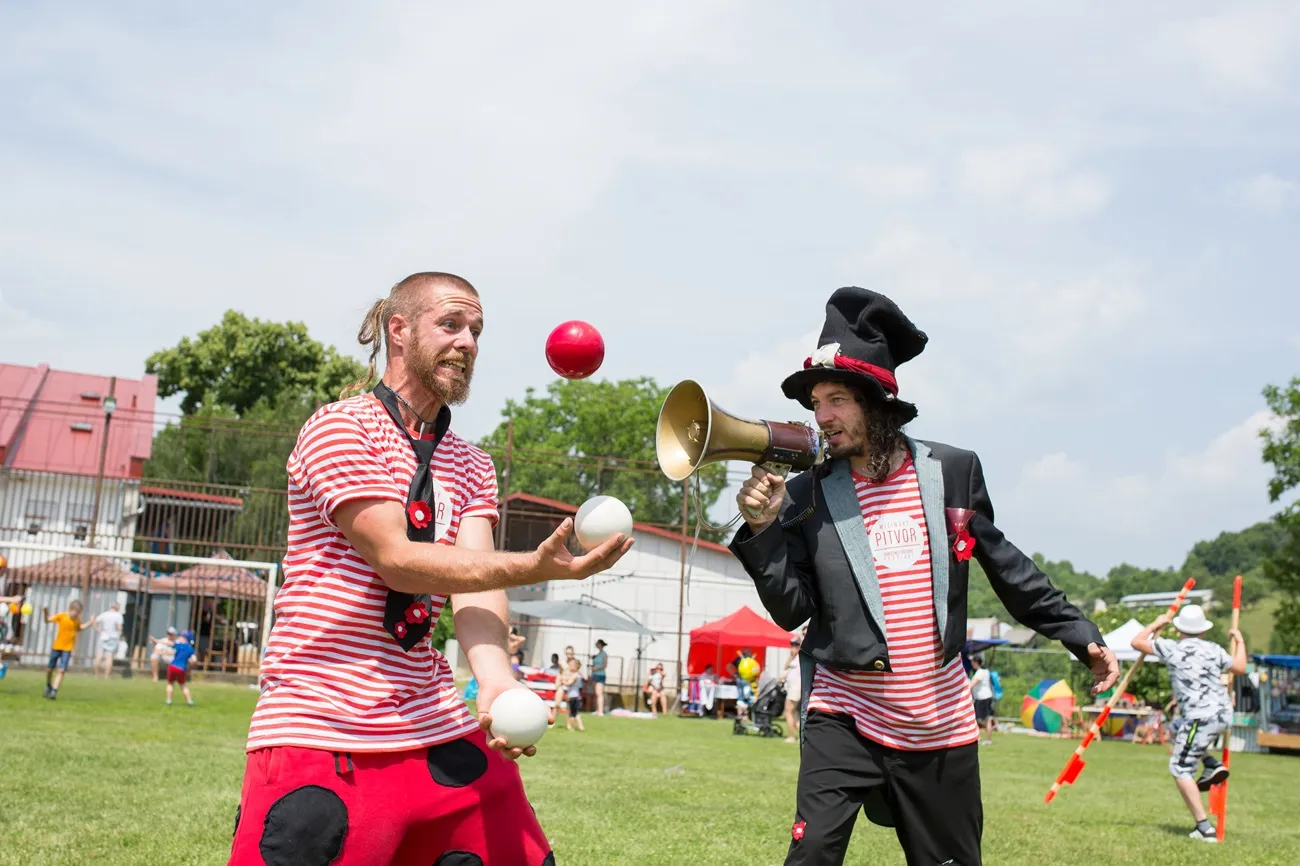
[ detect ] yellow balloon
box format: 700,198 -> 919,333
20,602 -> 33,616
738,657 -> 760,681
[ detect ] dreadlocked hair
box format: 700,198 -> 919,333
338,272 -> 479,399
851,384 -> 912,483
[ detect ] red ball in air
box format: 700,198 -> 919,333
545,320 -> 605,379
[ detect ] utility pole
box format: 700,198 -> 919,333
494,418 -> 514,551
675,477 -> 689,701
82,378 -> 117,600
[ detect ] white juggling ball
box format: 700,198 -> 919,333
488,687 -> 550,748
574,495 -> 634,551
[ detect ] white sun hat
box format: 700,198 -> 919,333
1172,604 -> 1213,635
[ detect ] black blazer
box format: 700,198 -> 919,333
729,437 -> 1104,673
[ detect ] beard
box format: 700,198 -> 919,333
408,332 -> 475,406
825,400 -> 906,483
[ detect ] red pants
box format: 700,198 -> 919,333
228,729 -> 552,866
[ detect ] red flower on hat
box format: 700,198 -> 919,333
407,501 -> 432,529
953,529 -> 975,562
792,820 -> 806,842
405,601 -> 428,625
393,621 -> 408,639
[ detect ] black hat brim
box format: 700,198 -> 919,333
780,368 -> 918,423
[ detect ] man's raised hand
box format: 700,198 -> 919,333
532,518 -> 633,582
738,465 -> 785,531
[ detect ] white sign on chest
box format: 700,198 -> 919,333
868,513 -> 927,571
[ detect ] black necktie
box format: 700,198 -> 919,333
371,382 -> 451,652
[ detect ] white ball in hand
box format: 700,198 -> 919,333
574,495 -> 634,551
488,688 -> 550,749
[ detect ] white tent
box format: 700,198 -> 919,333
1102,618 -> 1160,662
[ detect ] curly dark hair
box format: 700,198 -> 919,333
850,384 -> 912,483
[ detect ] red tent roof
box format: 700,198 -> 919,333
690,605 -> 792,647
686,605 -> 793,676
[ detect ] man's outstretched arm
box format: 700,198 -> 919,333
335,499 -> 631,595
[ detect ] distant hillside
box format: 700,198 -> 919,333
968,519 -> 1284,649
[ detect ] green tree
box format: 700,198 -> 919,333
480,378 -> 728,533
1031,554 -> 1100,601
145,391 -> 313,488
1261,376 -> 1300,653
146,310 -> 367,415
1090,563 -> 1185,604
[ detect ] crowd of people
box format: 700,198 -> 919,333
4,594 -> 202,706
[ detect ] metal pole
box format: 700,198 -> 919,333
495,418 -> 514,550
82,378 -> 117,600
675,477 -> 688,704
259,562 -> 279,663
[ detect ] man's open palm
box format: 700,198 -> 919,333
535,518 -> 634,581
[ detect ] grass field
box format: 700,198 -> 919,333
2,669 -> 1297,866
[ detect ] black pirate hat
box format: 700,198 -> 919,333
780,287 -> 927,421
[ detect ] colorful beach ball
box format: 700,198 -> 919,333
1020,679 -> 1075,733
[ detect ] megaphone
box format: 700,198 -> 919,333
655,379 -> 827,481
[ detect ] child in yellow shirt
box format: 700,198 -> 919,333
44,600 -> 92,700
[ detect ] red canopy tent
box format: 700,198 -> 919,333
687,605 -> 793,677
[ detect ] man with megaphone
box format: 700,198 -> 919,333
727,287 -> 1119,866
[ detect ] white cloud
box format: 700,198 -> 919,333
957,144 -> 1111,219
1010,410 -> 1284,572
1228,173 -> 1300,214
846,162 -> 937,201
845,227 -> 1146,411
1169,3 -> 1300,97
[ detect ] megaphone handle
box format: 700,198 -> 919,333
743,461 -> 791,519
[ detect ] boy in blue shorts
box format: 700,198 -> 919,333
43,600 -> 93,699
165,629 -> 197,706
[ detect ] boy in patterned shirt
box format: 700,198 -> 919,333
1132,603 -> 1246,843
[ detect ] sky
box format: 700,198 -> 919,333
2,2 -> 1298,576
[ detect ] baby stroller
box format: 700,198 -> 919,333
733,678 -> 787,738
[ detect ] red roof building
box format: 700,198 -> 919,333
0,363 -> 158,477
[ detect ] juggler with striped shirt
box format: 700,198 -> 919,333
228,272 -> 633,866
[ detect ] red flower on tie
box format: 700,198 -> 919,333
405,601 -> 428,624
792,820 -> 806,842
394,621 -> 408,639
407,501 -> 432,529
953,529 -> 975,562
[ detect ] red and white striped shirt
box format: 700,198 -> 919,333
805,458 -> 979,751
246,394 -> 498,753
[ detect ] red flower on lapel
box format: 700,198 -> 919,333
393,621 -> 408,639
946,507 -> 977,562
953,529 -> 975,562
407,501 -> 432,529
405,601 -> 428,625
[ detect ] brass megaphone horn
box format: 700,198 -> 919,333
655,379 -> 827,481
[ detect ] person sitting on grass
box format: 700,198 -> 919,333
43,600 -> 92,700
1131,604 -> 1246,843
1132,701 -> 1168,746
165,630 -> 197,707
560,658 -> 586,732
